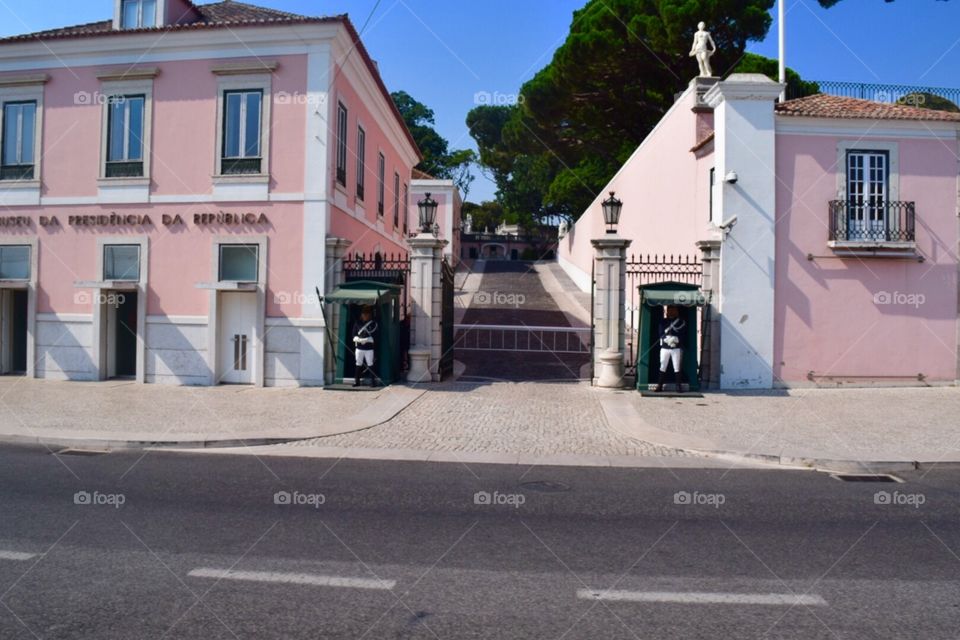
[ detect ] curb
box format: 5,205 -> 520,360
0,387 -> 427,451
598,394 -> 960,475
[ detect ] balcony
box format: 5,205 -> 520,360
828,200 -> 916,253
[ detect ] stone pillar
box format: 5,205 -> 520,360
697,239 -> 722,390
407,234 -> 447,383
591,235 -> 632,388
704,73 -> 784,389
324,237 -> 351,384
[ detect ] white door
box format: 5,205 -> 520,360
846,151 -> 888,241
219,292 -> 256,384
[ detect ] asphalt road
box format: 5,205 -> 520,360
1,444 -> 960,639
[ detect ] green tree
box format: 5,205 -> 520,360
468,0 -> 784,221
391,90 -> 476,198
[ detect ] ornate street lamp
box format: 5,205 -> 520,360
417,192 -> 438,234
602,191 -> 623,234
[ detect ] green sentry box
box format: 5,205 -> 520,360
327,280 -> 404,386
635,281 -> 706,392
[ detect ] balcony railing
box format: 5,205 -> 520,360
829,200 -> 916,244
788,81 -> 960,110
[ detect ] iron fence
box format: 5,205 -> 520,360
829,200 -> 916,243
788,80 -> 960,110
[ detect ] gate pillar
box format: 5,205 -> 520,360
591,235 -> 632,388
407,234 -> 448,382
324,237 -> 352,384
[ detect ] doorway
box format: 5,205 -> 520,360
105,291 -> 138,379
1,289 -> 28,375
218,291 -> 256,384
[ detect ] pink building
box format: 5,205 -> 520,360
0,0 -> 420,386
559,74 -> 960,389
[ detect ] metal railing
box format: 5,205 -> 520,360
788,80 -> 960,110
454,324 -> 591,354
829,200 -> 916,243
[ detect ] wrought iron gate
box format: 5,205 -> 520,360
439,258 -> 455,380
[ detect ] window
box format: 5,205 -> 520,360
336,102 -> 348,187
846,150 -> 889,239
393,172 -> 400,228
0,245 -> 29,280
708,167 -> 715,223
121,0 -> 156,29
356,125 -> 365,200
219,244 -> 259,282
402,183 -> 408,234
105,95 -> 145,178
377,153 -> 385,216
1,102 -> 36,181
103,245 -> 140,281
222,90 -> 262,175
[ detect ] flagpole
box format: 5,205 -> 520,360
778,0 -> 786,101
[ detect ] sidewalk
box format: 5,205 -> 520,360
0,378 -> 424,448
609,387 -> 960,471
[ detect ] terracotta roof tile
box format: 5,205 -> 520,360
775,93 -> 960,123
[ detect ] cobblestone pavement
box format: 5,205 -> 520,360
457,261 -> 590,381
291,381 -> 689,457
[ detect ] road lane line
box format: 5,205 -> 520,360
577,590 -> 827,606
0,551 -> 37,561
188,568 -> 395,590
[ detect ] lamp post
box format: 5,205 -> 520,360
417,192 -> 438,234
601,191 -> 623,234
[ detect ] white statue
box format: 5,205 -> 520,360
558,219 -> 569,240
463,213 -> 473,234
689,22 -> 717,77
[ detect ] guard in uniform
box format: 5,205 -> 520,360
656,305 -> 687,393
352,306 -> 379,387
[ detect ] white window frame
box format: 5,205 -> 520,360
117,0 -> 159,29
0,83 -> 43,187
834,140 -> 904,246
99,79 -> 153,185
377,152 -> 385,217
218,243 -> 261,284
213,73 -> 272,184
102,244 -> 142,282
356,124 -> 366,201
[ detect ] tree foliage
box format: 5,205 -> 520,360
391,90 -> 476,198
468,0 -> 781,221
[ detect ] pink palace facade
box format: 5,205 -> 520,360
0,0 -> 421,386
560,73 -> 960,389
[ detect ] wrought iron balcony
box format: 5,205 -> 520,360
828,200 -> 916,244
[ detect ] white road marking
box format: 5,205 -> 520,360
577,589 -> 827,606
0,551 -> 37,561
188,568 -> 395,591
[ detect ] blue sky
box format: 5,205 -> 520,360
2,0 -> 959,202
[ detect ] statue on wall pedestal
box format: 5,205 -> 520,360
689,22 -> 717,77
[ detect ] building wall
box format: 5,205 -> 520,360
557,86 -> 715,292
773,125 -> 960,383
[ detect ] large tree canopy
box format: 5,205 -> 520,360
468,0 -> 780,221
391,91 -> 476,198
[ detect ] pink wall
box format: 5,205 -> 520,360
559,89 -> 715,277
774,132 -> 959,382
329,66 -> 415,254
0,204 -> 304,317
37,55 -> 308,198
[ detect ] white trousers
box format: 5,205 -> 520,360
659,348 -> 683,373
355,349 -> 375,367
